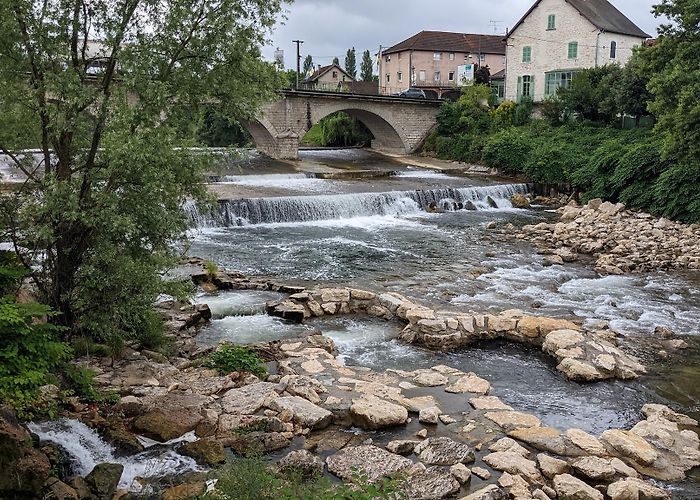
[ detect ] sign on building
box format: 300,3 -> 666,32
457,64 -> 475,84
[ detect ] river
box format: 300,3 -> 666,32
187,149 -> 700,435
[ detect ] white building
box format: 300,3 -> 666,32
505,0 -> 650,102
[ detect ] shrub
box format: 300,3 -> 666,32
523,139 -> 576,184
513,98 -> 534,125
653,159 -> 700,223
540,95 -> 564,125
613,137 -> 668,211
206,344 -> 267,378
204,457 -> 405,500
0,252 -> 71,417
481,129 -> 531,174
490,100 -> 517,128
62,365 -> 117,404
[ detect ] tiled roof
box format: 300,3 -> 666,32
307,64 -> 355,82
345,81 -> 380,95
383,31 -> 506,56
509,0 -> 650,39
490,69 -> 506,79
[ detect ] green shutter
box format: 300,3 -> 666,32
522,46 -> 531,63
568,42 -> 578,59
531,74 -> 535,100
548,14 -> 556,30
517,76 -> 523,103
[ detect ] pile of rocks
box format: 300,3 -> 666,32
514,198 -> 700,274
267,287 -> 646,382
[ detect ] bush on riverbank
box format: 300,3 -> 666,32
426,81 -> 700,222
204,457 -> 404,500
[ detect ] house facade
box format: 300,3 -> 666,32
303,64 -> 355,92
505,0 -> 650,102
378,31 -> 506,98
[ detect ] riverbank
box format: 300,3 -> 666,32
9,260 -> 699,499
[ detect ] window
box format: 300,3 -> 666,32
398,52 -> 402,60
545,71 -> 576,95
517,75 -> 534,101
568,41 -> 578,59
448,71 -> 455,81
332,71 -> 338,79
449,53 -> 455,61
522,75 -> 533,98
610,41 -> 617,59
490,80 -> 505,99
385,55 -> 391,62
386,73 -> 390,83
522,46 -> 532,62
434,71 -> 441,81
419,70 -> 426,81
433,52 -> 441,60
547,14 -> 556,30
397,72 -> 403,82
478,54 -> 485,65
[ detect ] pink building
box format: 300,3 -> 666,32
378,31 -> 506,98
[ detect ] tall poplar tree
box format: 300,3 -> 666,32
360,50 -> 374,81
345,47 -> 357,79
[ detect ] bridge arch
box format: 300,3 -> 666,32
247,92 -> 440,159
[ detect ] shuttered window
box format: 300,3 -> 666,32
522,46 -> 532,63
568,42 -> 578,59
547,14 -> 556,30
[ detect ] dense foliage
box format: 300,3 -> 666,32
360,49 -> 374,82
427,5 -> 700,225
205,457 -> 404,500
0,251 -> 70,416
303,112 -> 373,147
0,0 -> 288,348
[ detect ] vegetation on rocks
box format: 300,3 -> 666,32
206,343 -> 267,378
426,1 -> 700,222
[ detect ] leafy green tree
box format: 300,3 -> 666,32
303,54 -> 315,77
558,65 -> 622,122
639,0 -> 700,221
198,108 -> 252,147
332,56 -> 340,65
345,47 -> 357,79
360,50 -> 373,81
614,52 -> 653,124
0,0 -> 287,342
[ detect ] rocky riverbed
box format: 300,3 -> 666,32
507,198 -> 700,275
8,262 -> 697,500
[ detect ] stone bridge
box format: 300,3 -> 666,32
244,90 -> 442,159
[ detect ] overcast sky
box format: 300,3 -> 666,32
262,0 -> 662,69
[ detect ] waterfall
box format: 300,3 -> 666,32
27,419 -> 201,492
186,183 -> 529,227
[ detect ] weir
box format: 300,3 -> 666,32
187,183 -> 529,227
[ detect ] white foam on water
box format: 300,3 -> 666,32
193,290 -> 286,318
394,169 -> 455,179
27,419 -> 200,491
197,313 -> 313,346
217,173 -> 334,192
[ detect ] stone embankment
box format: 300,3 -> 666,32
511,198 -> 700,275
266,287 -> 646,383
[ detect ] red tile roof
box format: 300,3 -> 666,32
383,31 -> 506,56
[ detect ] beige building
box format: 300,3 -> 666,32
378,31 -> 506,98
303,64 -> 355,92
505,0 -> 650,102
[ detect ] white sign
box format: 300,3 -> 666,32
457,64 -> 475,84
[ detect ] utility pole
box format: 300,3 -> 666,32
293,39 -> 304,89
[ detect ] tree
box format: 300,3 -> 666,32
474,65 -> 491,85
360,50 -> 373,81
0,0 -> 286,343
639,0 -> 700,222
332,56 -> 340,65
303,54 -> 314,77
345,47 -> 357,79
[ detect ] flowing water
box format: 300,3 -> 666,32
27,419 -> 201,492
187,150 -> 700,433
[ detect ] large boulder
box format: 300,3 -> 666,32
349,395 -> 408,430
278,449 -> 325,479
483,452 -> 542,484
607,478 -> 670,500
403,467 -> 461,499
326,445 -> 412,483
553,473 -> 603,500
0,406 -> 52,498
179,438 -> 226,465
415,437 -> 475,466
85,463 -> 124,500
268,396 -> 333,430
133,410 -> 202,442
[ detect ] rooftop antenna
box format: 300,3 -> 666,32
489,20 -> 504,34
